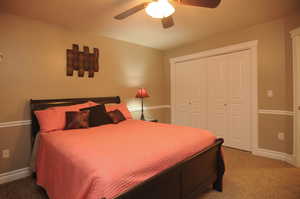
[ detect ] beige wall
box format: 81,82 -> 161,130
0,126 -> 31,173
0,13 -> 169,173
164,12 -> 300,154
259,114 -> 293,154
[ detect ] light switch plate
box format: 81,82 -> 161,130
278,132 -> 285,141
267,90 -> 273,98
0,53 -> 3,62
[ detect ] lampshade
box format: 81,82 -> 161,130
136,88 -> 150,98
145,0 -> 175,19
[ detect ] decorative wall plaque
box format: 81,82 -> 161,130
66,44 -> 99,78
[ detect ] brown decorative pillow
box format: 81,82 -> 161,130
64,110 -> 90,130
80,104 -> 113,127
107,110 -> 126,124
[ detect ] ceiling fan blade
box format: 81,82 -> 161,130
114,2 -> 150,20
162,15 -> 175,29
173,0 -> 221,8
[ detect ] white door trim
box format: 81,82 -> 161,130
170,40 -> 258,152
291,27 -> 300,167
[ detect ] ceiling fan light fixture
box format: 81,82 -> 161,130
145,0 -> 175,19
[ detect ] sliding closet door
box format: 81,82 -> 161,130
172,50 -> 251,151
227,50 -> 251,151
173,60 -> 207,129
173,61 -> 192,126
190,60 -> 208,129
207,51 -> 251,150
207,54 -> 229,144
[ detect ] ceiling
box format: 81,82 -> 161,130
1,0 -> 300,50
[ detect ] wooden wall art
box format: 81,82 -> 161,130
66,44 -> 99,78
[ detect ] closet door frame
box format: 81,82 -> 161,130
170,40 -> 258,152
291,27 -> 300,167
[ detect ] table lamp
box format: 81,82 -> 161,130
136,88 -> 150,120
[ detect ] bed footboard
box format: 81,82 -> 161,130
114,138 -> 225,199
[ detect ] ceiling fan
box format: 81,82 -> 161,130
114,0 -> 221,29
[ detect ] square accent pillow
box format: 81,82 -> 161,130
80,104 -> 113,127
107,110 -> 126,124
65,110 -> 90,130
105,103 -> 132,119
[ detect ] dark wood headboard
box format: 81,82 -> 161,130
30,96 -> 121,143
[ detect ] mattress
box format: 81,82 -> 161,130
36,120 -> 216,199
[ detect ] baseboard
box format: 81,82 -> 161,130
0,167 -> 32,185
252,148 -> 295,165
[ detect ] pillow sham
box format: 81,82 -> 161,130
107,110 -> 126,124
80,104 -> 113,127
34,101 -> 98,132
64,110 -> 90,130
34,109 -> 66,132
105,103 -> 132,119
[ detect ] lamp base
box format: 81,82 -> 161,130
140,98 -> 146,120
140,113 -> 145,121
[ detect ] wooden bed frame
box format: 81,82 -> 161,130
30,96 -> 225,199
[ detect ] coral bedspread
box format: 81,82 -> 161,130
36,120 -> 216,199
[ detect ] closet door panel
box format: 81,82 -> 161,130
174,62 -> 192,126
207,56 -> 229,141
227,51 -> 251,150
189,59 -> 207,129
173,60 -> 207,129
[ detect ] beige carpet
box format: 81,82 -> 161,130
0,147 -> 300,199
200,148 -> 300,199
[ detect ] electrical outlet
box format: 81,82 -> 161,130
2,149 -> 10,159
278,132 -> 285,141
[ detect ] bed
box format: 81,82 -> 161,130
30,96 -> 225,199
